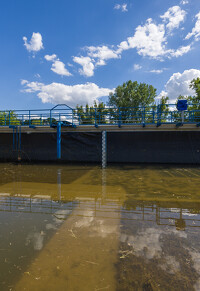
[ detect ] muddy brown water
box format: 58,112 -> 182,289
0,163 -> 200,290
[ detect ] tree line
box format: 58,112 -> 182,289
76,78 -> 200,124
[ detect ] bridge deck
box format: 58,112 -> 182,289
0,123 -> 200,133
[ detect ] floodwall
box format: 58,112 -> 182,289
0,131 -> 200,164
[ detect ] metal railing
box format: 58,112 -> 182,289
1,103 -> 200,127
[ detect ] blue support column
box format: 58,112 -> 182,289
57,122 -> 61,160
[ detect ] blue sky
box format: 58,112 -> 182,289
0,0 -> 200,109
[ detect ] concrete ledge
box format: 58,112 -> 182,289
0,123 -> 200,133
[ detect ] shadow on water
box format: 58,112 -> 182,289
0,164 -> 200,290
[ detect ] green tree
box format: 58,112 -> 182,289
108,80 -> 157,123
0,111 -> 20,126
190,77 -> 200,100
75,101 -> 108,125
108,80 -> 156,108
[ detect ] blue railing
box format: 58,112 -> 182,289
1,103 -> 200,128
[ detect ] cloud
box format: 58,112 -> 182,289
114,3 -> 128,12
160,6 -> 186,32
157,69 -> 200,102
134,64 -> 142,70
45,54 -> 72,76
87,45 -> 119,68
34,73 -> 41,78
21,80 -> 113,107
126,18 -> 169,58
51,60 -> 72,76
185,12 -> 200,41
44,54 -> 57,61
117,17 -> 190,59
73,5 -> 191,76
150,69 -> 163,74
170,45 -> 191,57
23,32 -> 44,52
73,56 -> 95,77
180,0 -> 189,5
73,46 -> 119,77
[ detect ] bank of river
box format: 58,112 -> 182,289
0,164 -> 200,290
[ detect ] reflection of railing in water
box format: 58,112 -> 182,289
0,194 -> 76,217
121,204 -> 200,230
0,194 -> 200,229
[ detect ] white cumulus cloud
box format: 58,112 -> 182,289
21,80 -> 113,107
126,18 -> 168,58
150,69 -> 163,74
180,0 -> 189,5
114,3 -> 128,12
23,32 -> 44,52
73,5 -> 191,76
44,54 -> 72,76
185,12 -> 200,41
158,69 -> 200,102
44,54 -> 57,61
160,6 -> 186,32
134,64 -> 142,70
73,56 -> 95,77
170,45 -> 191,57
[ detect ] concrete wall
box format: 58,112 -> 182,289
0,131 -> 200,164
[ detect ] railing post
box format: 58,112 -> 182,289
29,110 -> 31,127
143,106 -> 145,127
157,105 -> 161,126
152,110 -> 155,124
57,122 -> 61,160
118,108 -> 121,128
102,131 -> 107,169
50,110 -> 52,127
95,108 -> 97,128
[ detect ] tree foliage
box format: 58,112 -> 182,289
75,101 -> 107,125
108,80 -> 157,108
0,111 -> 20,125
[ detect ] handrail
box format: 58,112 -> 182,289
1,103 -> 200,127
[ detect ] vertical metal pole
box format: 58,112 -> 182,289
57,122 -> 61,159
118,108 -> 121,127
50,110 -> 52,127
102,131 -> 107,169
29,110 -> 31,127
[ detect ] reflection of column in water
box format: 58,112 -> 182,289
101,168 -> 107,203
175,208 -> 186,231
57,169 -> 61,202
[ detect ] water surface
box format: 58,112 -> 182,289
0,164 -> 200,290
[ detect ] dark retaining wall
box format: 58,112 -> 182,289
0,131 -> 200,164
